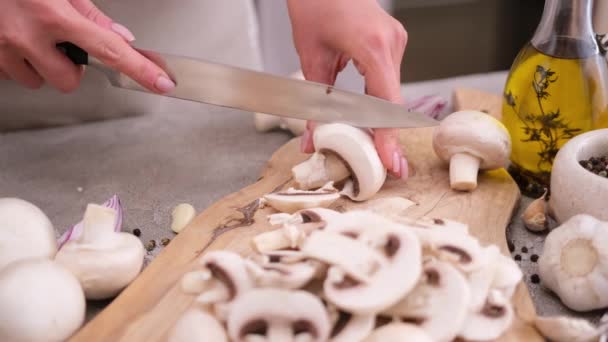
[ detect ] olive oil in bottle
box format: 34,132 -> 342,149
502,0 -> 608,196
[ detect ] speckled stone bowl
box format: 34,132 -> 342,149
550,129 -> 608,223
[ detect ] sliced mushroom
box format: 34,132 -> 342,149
458,289 -> 514,341
243,258 -> 319,289
401,217 -> 470,242
252,221 -> 326,253
350,196 -> 416,221
491,252 -> 523,299
432,110 -> 511,191
383,259 -> 470,342
291,123 -> 387,201
534,315 -> 602,342
168,308 -> 228,342
326,303 -> 375,342
422,229 -> 484,273
363,323 -> 433,342
466,245 -> 501,310
227,288 -> 330,342
320,219 -> 422,314
263,182 -> 341,214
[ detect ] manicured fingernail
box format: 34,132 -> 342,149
400,157 -> 409,180
155,75 -> 175,93
392,151 -> 401,175
111,23 -> 135,42
300,130 -> 312,153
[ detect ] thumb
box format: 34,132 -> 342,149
69,0 -> 135,42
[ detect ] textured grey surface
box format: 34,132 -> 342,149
2,70 -> 604,326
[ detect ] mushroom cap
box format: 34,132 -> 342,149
169,308 -> 227,342
313,123 -> 387,201
226,288 -> 330,342
0,198 -> 57,271
432,110 -> 511,169
0,259 -> 85,342
363,323 -> 433,342
54,233 -> 145,300
538,214 -> 608,311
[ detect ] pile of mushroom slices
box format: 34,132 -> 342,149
172,208 -> 523,342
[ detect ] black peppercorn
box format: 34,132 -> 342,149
132,228 -> 141,237
530,274 -> 540,284
530,254 -> 539,262
521,246 -> 528,253
514,254 -> 522,261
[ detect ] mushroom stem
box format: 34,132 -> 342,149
79,205 -> 118,244
449,153 -> 481,191
292,152 -> 350,190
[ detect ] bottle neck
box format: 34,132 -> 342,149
531,0 -> 598,58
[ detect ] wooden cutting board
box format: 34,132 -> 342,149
70,89 -> 543,342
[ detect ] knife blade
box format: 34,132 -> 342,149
58,43 -> 438,128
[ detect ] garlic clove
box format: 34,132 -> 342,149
522,190 -> 548,232
535,316 -> 600,342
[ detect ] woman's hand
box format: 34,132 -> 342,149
287,0 -> 409,179
0,0 -> 175,93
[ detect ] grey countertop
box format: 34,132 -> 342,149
1,70 -> 603,325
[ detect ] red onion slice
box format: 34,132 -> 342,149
406,94 -> 447,119
57,194 -> 123,248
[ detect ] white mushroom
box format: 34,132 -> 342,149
432,110 -> 511,191
383,259 -> 471,342
421,227 -> 484,273
292,123 -> 387,201
0,258 -> 85,342
168,308 -> 228,342
54,203 -> 145,300
458,289 -> 514,341
466,245 -> 502,310
363,323 -> 433,342
538,214 -> 608,311
490,252 -> 523,299
227,288 -> 330,342
0,198 -> 57,271
350,196 -> 417,221
326,304 -> 375,342
263,182 -> 341,214
534,315 -> 603,342
243,258 -> 319,289
316,213 -> 422,314
292,152 -> 351,190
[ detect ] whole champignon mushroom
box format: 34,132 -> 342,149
363,323 -> 433,342
54,204 -> 145,300
263,182 -> 341,214
311,211 -> 422,314
0,198 -> 57,271
382,259 -> 471,342
432,110 -> 511,191
538,214 -> 608,311
226,288 -> 330,342
458,289 -> 514,341
0,258 -> 85,342
292,123 -> 387,201
168,308 -> 228,342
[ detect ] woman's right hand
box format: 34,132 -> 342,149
0,0 -> 175,93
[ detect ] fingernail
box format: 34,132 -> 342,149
300,130 -> 312,153
111,22 -> 136,42
392,151 -> 401,175
155,75 -> 175,93
400,157 -> 409,180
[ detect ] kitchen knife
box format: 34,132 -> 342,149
58,43 -> 438,129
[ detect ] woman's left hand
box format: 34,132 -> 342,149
287,0 -> 409,179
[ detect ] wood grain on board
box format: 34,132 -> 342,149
70,90 -> 543,341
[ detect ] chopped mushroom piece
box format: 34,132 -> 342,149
363,323 -> 433,342
458,289 -> 514,341
432,110 -> 511,191
226,288 -> 330,342
383,259 -> 471,342
539,214 -> 608,311
54,204 -> 144,300
168,308 -> 227,342
291,123 -> 387,201
422,228 -> 484,273
326,303 -> 375,342
292,152 -> 351,190
243,258 -> 319,289
263,182 -> 341,214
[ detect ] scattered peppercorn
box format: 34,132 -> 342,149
161,238 -> 171,246
514,254 -> 522,261
132,228 -> 141,237
521,246 -> 528,253
145,240 -> 156,251
507,240 -> 515,253
530,274 -> 540,284
530,254 -> 539,262
580,155 -> 608,176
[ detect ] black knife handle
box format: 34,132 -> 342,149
56,42 -> 89,65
